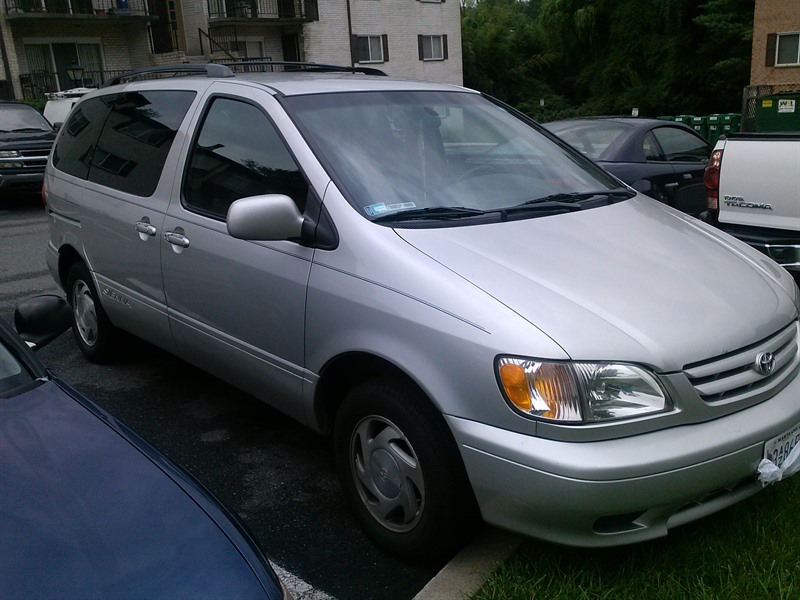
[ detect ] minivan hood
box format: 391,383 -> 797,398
396,197 -> 797,371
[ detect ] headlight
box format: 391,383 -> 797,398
0,150 -> 20,158
496,357 -> 668,423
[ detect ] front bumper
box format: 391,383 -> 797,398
0,171 -> 45,189
448,369 -> 800,547
714,222 -> 800,273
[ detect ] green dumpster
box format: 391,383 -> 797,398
722,113 -> 741,136
657,115 -> 673,121
691,116 -> 708,140
706,114 -> 722,144
755,93 -> 800,132
673,115 -> 694,126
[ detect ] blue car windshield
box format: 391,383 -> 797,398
0,342 -> 33,396
283,91 -> 622,222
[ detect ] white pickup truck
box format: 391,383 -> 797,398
704,133 -> 800,280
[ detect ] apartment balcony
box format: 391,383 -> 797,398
208,0 -> 318,22
20,68 -> 128,99
3,0 -> 151,18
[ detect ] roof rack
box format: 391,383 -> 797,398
218,60 -> 388,77
100,61 -> 386,89
101,63 -> 235,87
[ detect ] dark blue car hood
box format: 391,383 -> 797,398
0,130 -> 55,144
0,379 -> 280,599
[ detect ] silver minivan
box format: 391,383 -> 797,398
43,64 -> 800,561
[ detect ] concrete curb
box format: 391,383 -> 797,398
412,528 -> 523,600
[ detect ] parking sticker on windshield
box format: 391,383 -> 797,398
364,202 -> 416,216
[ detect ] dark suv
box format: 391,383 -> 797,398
0,102 -> 56,193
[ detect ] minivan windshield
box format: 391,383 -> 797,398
283,90 -> 626,223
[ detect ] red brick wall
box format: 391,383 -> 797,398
751,0 -> 800,85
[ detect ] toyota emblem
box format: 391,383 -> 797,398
754,351 -> 776,376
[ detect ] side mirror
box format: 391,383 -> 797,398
53,122 -> 63,132
14,295 -> 72,350
227,194 -> 304,241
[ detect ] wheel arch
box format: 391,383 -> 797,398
324,353 -> 482,560
56,243 -> 86,289
314,352 -> 451,437
313,351 -> 479,497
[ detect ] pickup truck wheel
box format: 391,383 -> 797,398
66,262 -> 117,363
334,378 -> 475,563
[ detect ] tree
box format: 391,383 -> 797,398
692,0 -> 755,113
462,0 -> 576,118
461,0 -> 755,119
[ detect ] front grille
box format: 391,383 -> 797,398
683,322 -> 799,403
18,149 -> 49,169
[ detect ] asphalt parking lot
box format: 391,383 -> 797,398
0,194 -> 443,599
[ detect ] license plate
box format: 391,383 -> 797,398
764,422 -> 800,471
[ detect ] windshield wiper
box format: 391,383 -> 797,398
11,127 -> 49,132
372,206 -> 486,223
504,188 -> 635,214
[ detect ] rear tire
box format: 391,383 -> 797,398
334,377 -> 477,563
66,262 -> 118,363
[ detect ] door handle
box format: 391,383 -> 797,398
164,228 -> 190,253
664,182 -> 679,189
135,221 -> 157,237
135,218 -> 157,242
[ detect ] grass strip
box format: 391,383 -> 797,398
475,475 -> 799,600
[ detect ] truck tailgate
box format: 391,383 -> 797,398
718,138 -> 800,232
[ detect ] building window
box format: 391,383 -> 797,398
351,35 -> 388,64
24,42 -> 104,91
776,33 -> 800,66
418,35 -> 448,61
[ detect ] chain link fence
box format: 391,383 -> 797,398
741,83 -> 800,132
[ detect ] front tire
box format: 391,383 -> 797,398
66,262 -> 117,363
334,377 -> 476,563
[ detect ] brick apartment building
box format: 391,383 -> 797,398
751,0 -> 800,86
742,0 -> 800,129
0,0 -> 462,101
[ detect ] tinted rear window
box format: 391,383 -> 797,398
52,96 -> 116,180
547,121 -> 630,159
89,91 -> 196,196
53,91 -> 196,196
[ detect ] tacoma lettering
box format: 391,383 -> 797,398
723,195 -> 772,210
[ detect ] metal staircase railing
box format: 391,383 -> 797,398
198,26 -> 239,59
